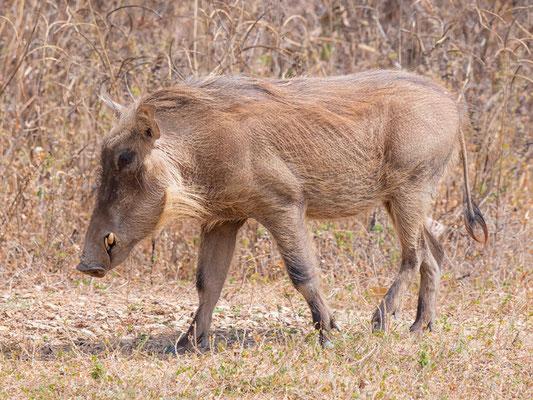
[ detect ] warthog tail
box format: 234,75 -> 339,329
460,128 -> 489,245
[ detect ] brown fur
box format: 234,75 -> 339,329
77,70 -> 488,348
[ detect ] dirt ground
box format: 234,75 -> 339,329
1,216 -> 532,399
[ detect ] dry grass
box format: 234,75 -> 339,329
0,277 -> 531,398
0,0 -> 531,399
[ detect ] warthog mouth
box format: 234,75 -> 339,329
76,263 -> 106,278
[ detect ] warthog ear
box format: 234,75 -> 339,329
135,104 -> 160,142
99,93 -> 125,117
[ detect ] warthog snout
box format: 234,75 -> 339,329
76,262 -> 106,278
77,231 -> 117,278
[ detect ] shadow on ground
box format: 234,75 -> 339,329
0,328 -> 302,360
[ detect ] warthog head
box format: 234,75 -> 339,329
76,100 -> 166,277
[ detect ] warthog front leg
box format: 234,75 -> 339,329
259,206 -> 340,346
174,219 -> 246,351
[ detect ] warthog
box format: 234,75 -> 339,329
77,70 -> 488,349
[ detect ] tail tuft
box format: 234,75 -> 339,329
463,198 -> 489,245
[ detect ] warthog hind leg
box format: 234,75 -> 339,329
372,193 -> 431,332
410,227 -> 444,333
372,247 -> 421,331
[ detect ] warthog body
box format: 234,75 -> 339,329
77,70 -> 487,348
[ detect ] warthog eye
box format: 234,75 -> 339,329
118,150 -> 134,169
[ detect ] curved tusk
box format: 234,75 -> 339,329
107,232 -> 115,245
104,237 -> 109,250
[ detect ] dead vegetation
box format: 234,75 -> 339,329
0,1 -> 531,399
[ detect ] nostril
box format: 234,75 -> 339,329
104,232 -> 117,254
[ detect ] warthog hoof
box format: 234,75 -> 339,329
165,334 -> 209,355
371,308 -> 386,332
318,317 -> 342,348
409,320 -> 433,334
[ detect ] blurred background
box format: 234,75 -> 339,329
0,0 -> 531,289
